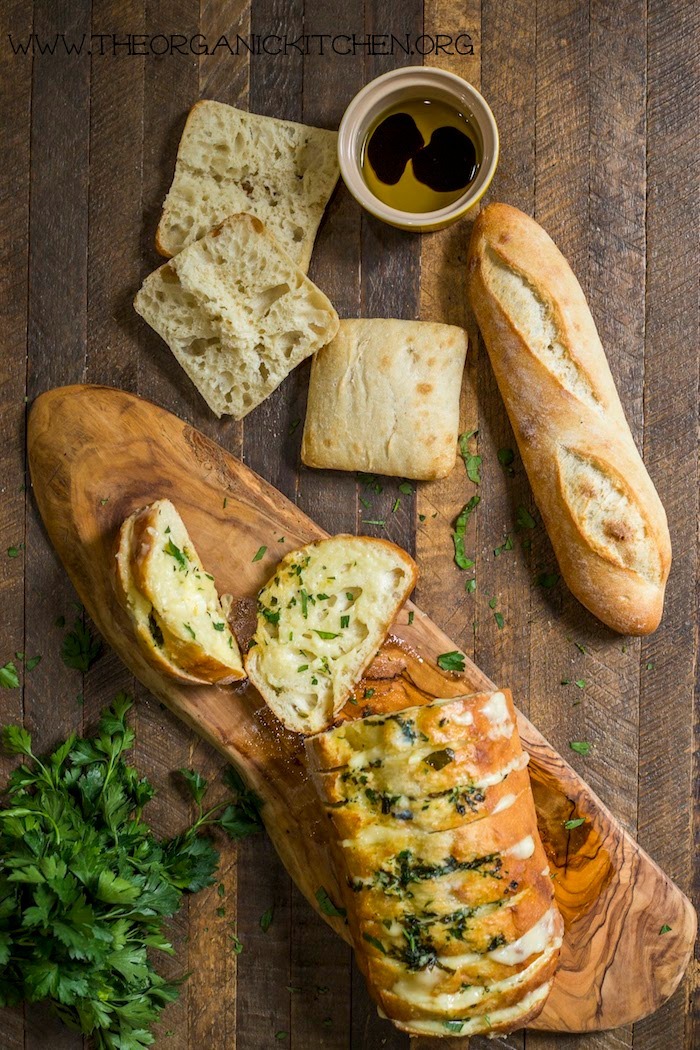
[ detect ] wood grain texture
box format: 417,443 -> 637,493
27,385 -> 697,1043
1,0 -> 698,1046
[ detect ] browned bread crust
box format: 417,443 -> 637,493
466,203 -> 671,635
307,690 -> 562,1037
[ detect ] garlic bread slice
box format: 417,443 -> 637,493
116,499 -> 245,684
245,536 -> 417,733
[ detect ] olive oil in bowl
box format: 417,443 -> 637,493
361,97 -> 482,214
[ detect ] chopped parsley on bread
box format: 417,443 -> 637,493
245,536 -> 417,733
115,499 -> 245,685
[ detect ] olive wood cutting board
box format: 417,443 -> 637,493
27,385 -> 696,1039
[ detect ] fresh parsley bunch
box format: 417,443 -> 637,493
0,694 -> 261,1048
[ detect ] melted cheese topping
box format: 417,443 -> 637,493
507,834 -> 535,860
398,980 -> 553,1037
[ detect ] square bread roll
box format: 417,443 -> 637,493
301,319 -> 468,480
134,213 -> 339,420
156,100 -> 339,273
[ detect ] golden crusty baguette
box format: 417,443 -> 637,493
115,499 -> 245,685
466,203 -> 671,635
306,690 -> 562,1038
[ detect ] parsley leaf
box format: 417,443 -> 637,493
497,448 -> 515,474
164,538 -> 187,568
437,651 -> 465,673
314,630 -> 339,640
659,924 -> 672,935
458,430 -> 481,484
315,887 -> 347,918
564,817 -> 586,830
60,616 -> 102,673
570,740 -> 593,756
0,661 -> 20,689
259,905 -> 274,932
452,495 -> 480,570
252,546 -> 267,562
0,697 -> 261,1046
516,506 -> 536,529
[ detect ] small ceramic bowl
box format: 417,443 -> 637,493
338,66 -> 499,233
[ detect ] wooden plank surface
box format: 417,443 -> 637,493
1,2 -> 698,1049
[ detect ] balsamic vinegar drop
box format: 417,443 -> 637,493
362,97 -> 482,214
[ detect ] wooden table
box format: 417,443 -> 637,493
1,2 -> 697,1049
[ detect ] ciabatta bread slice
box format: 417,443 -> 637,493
134,213 -> 339,420
245,536 -> 417,733
156,100 -> 339,272
115,499 -> 245,685
302,318 -> 469,480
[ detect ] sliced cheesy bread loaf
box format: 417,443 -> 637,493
245,536 -> 417,734
134,214 -> 339,420
156,100 -> 339,272
115,499 -> 245,685
306,690 -> 562,1038
302,318 -> 469,480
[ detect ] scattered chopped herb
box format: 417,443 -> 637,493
570,740 -> 592,756
100,497 -> 109,506
357,472 -> 383,494
418,513 -> 426,522
408,611 -> 414,625
261,607 -> 281,626
399,482 -> 414,495
458,430 -> 481,484
488,596 -> 498,609
437,651 -> 465,673
452,495 -> 480,570
213,622 -> 226,632
230,933 -> 243,954
315,887 -> 347,918
494,535 -> 514,557
288,419 -> 301,435
516,506 -> 536,529
340,615 -> 350,629
184,623 -> 196,639
217,883 -> 225,898
275,1033 -> 287,1042
362,519 -> 386,527
259,906 -> 274,933
164,538 -> 187,568
223,496 -> 228,508
424,748 -> 455,771
465,578 -> 476,594
7,545 -> 21,558
314,630 -> 339,640
564,817 -> 586,830
494,611 -> 505,630
363,688 -> 375,700
575,679 -> 586,690
646,661 -> 655,671
659,924 -> 672,935
359,496 -> 370,509
392,498 -> 400,513
497,447 -> 515,474
297,664 -> 309,673
252,545 -> 267,562
574,640 -> 587,654
537,572 -> 560,589
0,662 -> 20,689
24,655 -> 41,672
278,536 -> 285,543
61,616 -> 102,672
443,1020 -> 465,1033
